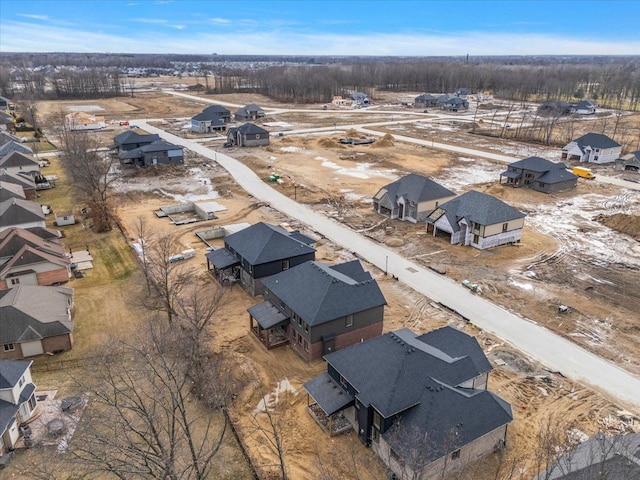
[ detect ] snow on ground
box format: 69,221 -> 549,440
280,146 -> 305,153
339,188 -> 367,202
66,105 -> 105,112
112,166 -> 219,201
437,158 -> 505,192
521,192 -> 640,268
254,378 -> 298,414
315,156 -> 398,180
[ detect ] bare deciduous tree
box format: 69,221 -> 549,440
69,315 -> 233,480
57,119 -> 117,232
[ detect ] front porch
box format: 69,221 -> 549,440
248,301 -> 290,349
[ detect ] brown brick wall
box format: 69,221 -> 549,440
0,279 -> 6,289
36,267 -> 69,286
0,344 -> 24,360
295,321 -> 384,362
42,333 -> 73,354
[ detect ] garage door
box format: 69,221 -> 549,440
21,340 -> 44,357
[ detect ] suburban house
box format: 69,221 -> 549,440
205,222 -> 316,296
0,151 -> 40,176
350,92 -> 370,108
235,104 -> 266,122
304,327 -> 513,479
248,260 -> 386,360
201,105 -> 231,123
226,123 -> 270,147
373,174 -> 456,223
414,94 -> 439,109
0,359 -> 38,455
0,228 -> 71,288
0,198 -> 46,233
570,100 -> 597,115
0,285 -> 74,359
615,151 -> 640,172
0,112 -> 14,131
0,171 -> 36,200
532,432 -> 640,480
561,133 -> 622,164
500,157 -> 578,193
111,130 -> 161,154
0,141 -> 32,158
426,190 -> 526,249
0,181 -> 26,203
191,109 -> 227,134
64,111 -> 106,131
455,87 -> 471,97
118,140 -> 184,168
442,96 -> 469,111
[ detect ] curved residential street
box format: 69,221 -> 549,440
136,120 -> 640,411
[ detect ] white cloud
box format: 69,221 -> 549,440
0,21 -> 638,56
209,17 -> 231,25
17,14 -> 49,21
133,18 -> 168,24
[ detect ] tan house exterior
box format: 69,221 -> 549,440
426,190 -> 526,250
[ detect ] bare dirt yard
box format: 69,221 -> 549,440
16,85 -> 639,479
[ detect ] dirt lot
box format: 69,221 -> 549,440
16,85 -> 640,479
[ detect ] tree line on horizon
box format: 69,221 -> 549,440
1,53 -> 639,110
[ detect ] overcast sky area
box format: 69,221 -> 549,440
1,0 -> 639,56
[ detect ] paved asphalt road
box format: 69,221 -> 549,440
136,120 -> 640,411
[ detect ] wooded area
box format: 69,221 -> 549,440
1,54 -> 638,109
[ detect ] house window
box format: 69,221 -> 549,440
303,340 -> 308,352
19,376 -> 25,388
255,134 -> 260,139
282,259 -> 290,270
297,333 -> 302,344
10,278 -> 20,285
248,264 -> 253,274
373,411 -> 381,430
339,375 -> 347,388
502,223 -> 508,232
473,234 -> 479,244
29,394 -> 36,410
452,449 -> 461,460
435,201 -> 439,208
3,343 -> 15,352
304,322 -> 309,333
346,314 -> 354,327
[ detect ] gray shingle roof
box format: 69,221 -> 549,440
0,198 -> 45,227
0,359 -> 32,389
0,181 -> 26,202
0,285 -> 73,344
0,227 -> 65,259
0,141 -> 32,157
574,133 -> 621,150
508,156 -> 559,172
236,123 -> 269,135
224,222 -> 315,265
235,104 -> 265,117
202,105 -> 230,116
534,432 -> 640,480
0,151 -> 39,170
428,190 -> 525,229
0,171 -> 36,191
192,112 -> 226,125
376,174 -> 455,204
113,130 -> 161,147
262,260 -> 386,326
322,327 -> 512,464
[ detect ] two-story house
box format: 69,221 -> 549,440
0,359 -> 38,455
248,260 -> 386,360
190,105 -> 230,133
304,327 -> 512,479
561,133 -> 622,164
500,156 -> 578,194
226,123 -> 270,147
426,190 -> 526,250
373,174 -> 456,223
205,222 -> 316,296
235,104 -> 266,122
111,131 -> 161,155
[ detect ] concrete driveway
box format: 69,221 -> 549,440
136,120 -> 640,411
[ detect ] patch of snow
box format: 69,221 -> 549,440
254,378 -> 297,414
280,146 -> 304,153
66,105 -> 104,112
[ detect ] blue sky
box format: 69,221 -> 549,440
1,0 -> 638,55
